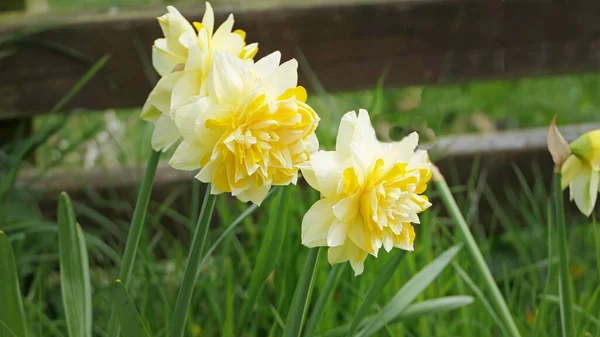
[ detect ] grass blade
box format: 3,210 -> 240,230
303,264 -> 346,337
357,245 -> 462,337
107,149 -> 160,337
0,231 -> 28,337
433,167 -> 522,337
113,280 -> 153,337
552,173 -> 574,337
321,296 -> 473,337
348,250 -> 406,335
284,248 -> 321,337
236,187 -> 289,335
452,262 -> 510,337
57,192 -> 91,337
169,187 -> 217,337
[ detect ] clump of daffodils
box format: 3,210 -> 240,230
548,117 -> 600,216
141,3 -> 258,151
299,109 -> 432,275
141,3 -> 319,205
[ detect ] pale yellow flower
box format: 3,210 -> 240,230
168,51 -> 319,205
561,130 -> 600,216
299,109 -> 431,275
141,3 -> 258,151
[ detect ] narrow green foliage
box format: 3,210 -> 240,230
113,280 -> 153,337
0,232 -> 28,337
368,67 -> 389,119
236,187 -> 290,335
453,263 -> 509,337
552,173 -> 574,337
57,192 -> 92,337
349,250 -> 406,335
107,149 -> 160,337
284,248 -> 321,337
434,172 -> 522,337
303,264 -> 346,337
356,245 -> 462,337
322,296 -> 474,337
169,187 -> 217,337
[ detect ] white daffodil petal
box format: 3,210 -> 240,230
251,51 -> 281,80
172,97 -> 207,144
302,198 -> 336,248
152,43 -> 185,77
327,219 -> 347,247
299,151 -> 345,198
208,52 -> 246,103
571,169 -> 594,217
201,2 -> 215,35
262,59 -> 298,100
169,141 -> 204,171
171,71 -> 202,112
151,114 -> 180,151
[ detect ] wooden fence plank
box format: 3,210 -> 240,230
17,122 -> 600,195
1,1 -> 600,118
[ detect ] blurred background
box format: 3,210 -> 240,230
1,1 -> 600,336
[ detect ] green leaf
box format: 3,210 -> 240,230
284,248 -> 321,337
348,250 -> 406,335
236,187 -> 290,335
107,150 -> 160,337
368,67 -> 389,118
0,231 -> 28,337
113,280 -> 153,337
321,296 -> 473,337
303,264 -> 346,337
356,245 -> 461,337
169,188 -> 217,337
453,263 -> 509,337
57,192 -> 92,337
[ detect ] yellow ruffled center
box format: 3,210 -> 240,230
204,86 -> 317,193
341,158 -> 432,253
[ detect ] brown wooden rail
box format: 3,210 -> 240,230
2,0 -> 600,118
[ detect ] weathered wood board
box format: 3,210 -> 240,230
2,1 -> 600,118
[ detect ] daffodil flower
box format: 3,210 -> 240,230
141,3 -> 259,151
560,130 -> 600,216
168,51 -> 319,205
299,109 -> 431,275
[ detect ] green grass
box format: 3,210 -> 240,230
3,160 -> 600,336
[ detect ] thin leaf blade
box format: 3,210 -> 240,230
113,280 -> 153,337
0,231 -> 28,337
57,192 -> 92,337
357,245 -> 461,337
348,250 -> 406,335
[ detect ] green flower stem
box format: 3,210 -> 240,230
433,167 -> 521,337
107,149 -> 160,337
552,173 -> 574,337
284,248 -> 321,337
169,186 -> 217,337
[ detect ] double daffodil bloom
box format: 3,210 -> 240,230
168,51 -> 319,205
299,109 -> 431,275
141,3 -> 258,151
560,130 -> 600,216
